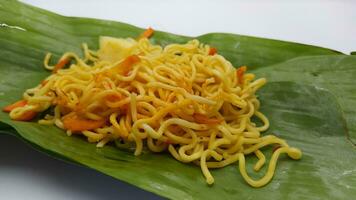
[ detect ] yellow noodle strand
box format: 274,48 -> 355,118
8,36 -> 302,187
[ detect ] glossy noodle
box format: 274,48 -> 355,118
4,29 -> 302,187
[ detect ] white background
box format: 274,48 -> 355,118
1,0 -> 355,199
21,0 -> 356,53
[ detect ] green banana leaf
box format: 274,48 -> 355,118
254,55 -> 356,144
1,0 -> 355,199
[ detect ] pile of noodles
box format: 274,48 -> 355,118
7,32 -> 301,187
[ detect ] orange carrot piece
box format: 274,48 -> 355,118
105,93 -> 122,102
62,113 -> 105,132
120,104 -> 129,114
169,125 -> 182,134
14,110 -> 37,121
236,66 -> 247,84
112,55 -> 141,76
53,58 -> 70,73
138,27 -> 154,40
41,80 -> 49,87
208,47 -> 217,55
193,113 -> 223,125
3,100 -> 28,112
3,100 -> 37,121
164,139 -> 173,145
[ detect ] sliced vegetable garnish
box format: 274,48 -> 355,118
53,58 -> 70,73
3,100 -> 28,112
236,66 -> 247,84
193,113 -> 222,125
209,47 -> 217,55
138,27 -> 154,40
110,55 -> 141,76
62,112 -> 106,132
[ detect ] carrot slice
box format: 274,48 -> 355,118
111,55 -> 141,76
236,66 -> 247,84
164,139 -> 173,145
137,27 -> 154,40
120,104 -> 129,114
208,47 -> 217,55
105,93 -> 122,102
3,100 -> 28,112
62,113 -> 106,132
168,125 -> 182,134
53,58 -> 70,73
3,100 -> 37,121
193,113 -> 223,125
14,110 -> 37,121
41,80 -> 49,87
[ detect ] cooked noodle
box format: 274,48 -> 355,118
6,30 -> 302,187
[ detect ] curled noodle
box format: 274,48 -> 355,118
7,33 -> 302,187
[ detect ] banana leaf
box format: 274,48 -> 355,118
254,55 -> 356,144
0,0 -> 355,199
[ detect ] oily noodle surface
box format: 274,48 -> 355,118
8,37 -> 301,187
